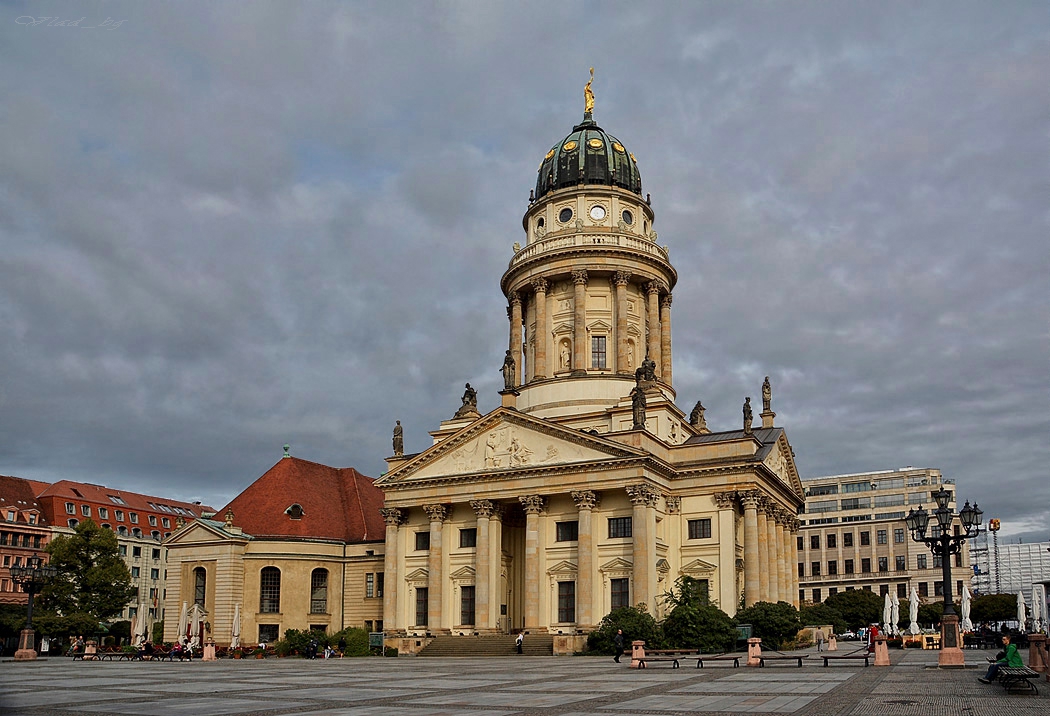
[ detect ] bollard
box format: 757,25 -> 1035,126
1029,633 -> 1046,674
747,637 -> 762,667
631,640 -> 646,669
828,635 -> 838,652
874,635 -> 890,666
202,640 -> 216,661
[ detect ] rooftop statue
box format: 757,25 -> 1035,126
689,400 -> 708,432
501,350 -> 516,391
743,397 -> 753,434
392,420 -> 404,457
454,383 -> 480,419
584,67 -> 595,114
762,376 -> 772,412
631,387 -> 646,430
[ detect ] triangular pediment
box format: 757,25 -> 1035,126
547,560 -> 577,576
600,557 -> 634,573
164,519 -> 249,546
763,434 -> 805,499
681,558 -> 717,576
405,568 -> 429,582
377,408 -> 645,485
450,565 -> 476,580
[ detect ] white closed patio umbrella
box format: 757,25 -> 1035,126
230,603 -> 241,648
890,596 -> 900,636
960,585 -> 973,633
908,587 -> 921,635
1031,585 -> 1043,633
189,603 -> 203,649
130,610 -> 142,647
177,602 -> 188,644
1017,591 -> 1027,630
883,592 -> 893,634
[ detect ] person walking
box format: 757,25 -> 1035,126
814,627 -> 826,653
515,632 -> 524,655
613,629 -> 625,663
338,636 -> 346,658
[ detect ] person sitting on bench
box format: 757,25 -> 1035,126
978,634 -> 1022,683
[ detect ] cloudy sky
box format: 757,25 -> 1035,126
1,2 -> 1047,541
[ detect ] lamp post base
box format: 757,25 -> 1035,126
13,627 -> 37,661
937,614 -> 965,667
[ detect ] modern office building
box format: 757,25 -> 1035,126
798,467 -> 972,605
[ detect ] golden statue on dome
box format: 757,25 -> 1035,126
584,67 -> 595,114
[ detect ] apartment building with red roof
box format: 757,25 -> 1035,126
0,475 -> 52,606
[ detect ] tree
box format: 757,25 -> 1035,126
660,576 -> 736,652
970,593 -> 1019,624
917,601 -> 944,628
40,519 -> 135,621
588,604 -> 662,654
799,603 -> 847,634
734,601 -> 801,649
823,589 -> 882,630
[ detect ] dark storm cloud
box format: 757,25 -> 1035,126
0,2 -> 1046,539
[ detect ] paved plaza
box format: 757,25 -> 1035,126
1,646 -> 1046,716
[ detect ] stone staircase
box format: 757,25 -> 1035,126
417,633 -> 554,657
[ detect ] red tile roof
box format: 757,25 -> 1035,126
0,475 -> 45,524
35,480 -> 214,516
218,457 -> 384,543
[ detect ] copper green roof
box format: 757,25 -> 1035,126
535,113 -> 642,200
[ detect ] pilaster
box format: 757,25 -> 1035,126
571,270 -> 588,376
531,278 -> 549,379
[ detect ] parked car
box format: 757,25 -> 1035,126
840,630 -> 859,641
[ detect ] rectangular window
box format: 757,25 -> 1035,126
131,567 -> 140,578
162,517 -> 170,528
809,500 -> 838,513
148,515 -> 157,526
119,545 -> 127,557
934,581 -> 943,597
152,548 -> 160,560
133,546 -> 142,558
461,585 -> 476,625
860,531 -> 870,546
796,536 -> 804,550
828,560 -> 837,575
366,573 -> 375,599
377,572 -> 384,598
933,554 -> 943,568
108,495 -> 127,506
840,497 -> 871,510
877,530 -> 887,545
897,584 -> 908,598
98,507 -> 108,519
258,624 -> 279,644
879,478 -> 905,489
862,558 -> 871,573
459,528 -> 477,548
827,533 -> 837,549
556,521 -> 579,542
798,562 -> 805,577
842,481 -> 873,493
808,484 -> 838,496
687,519 -> 712,540
894,528 -> 905,543
591,335 -> 607,369
829,587 -> 838,597
918,582 -> 929,597
810,535 -> 820,550
610,577 -> 630,610
811,561 -> 821,576
150,568 -> 159,580
33,536 -> 41,548
415,532 -> 430,551
812,588 -> 821,603
608,517 -> 632,539
880,584 -> 889,596
130,513 -> 139,524
557,581 -> 576,623
64,502 -> 76,514
874,494 -> 905,508
917,554 -> 927,569
878,557 -> 888,572
115,510 -> 124,521
895,556 -> 906,571
799,590 -> 805,603
0,533 -> 6,546
416,588 -> 428,626
845,559 -> 854,574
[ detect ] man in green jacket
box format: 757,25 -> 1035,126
978,634 -> 1024,683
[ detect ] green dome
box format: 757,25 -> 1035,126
535,113 -> 642,201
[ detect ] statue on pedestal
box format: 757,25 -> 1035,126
762,376 -> 772,412
631,387 -> 647,430
501,350 -> 516,390
454,383 -> 480,419
689,400 -> 708,432
634,354 -> 656,386
743,397 -> 753,434
392,420 -> 403,457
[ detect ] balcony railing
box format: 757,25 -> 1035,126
508,232 -> 669,270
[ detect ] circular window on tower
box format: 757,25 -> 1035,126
622,209 -> 633,225
562,140 -> 578,152
589,205 -> 607,221
558,207 -> 574,223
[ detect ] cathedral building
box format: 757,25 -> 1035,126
376,86 -> 805,651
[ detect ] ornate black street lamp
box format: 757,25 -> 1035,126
9,555 -> 58,661
905,487 -> 982,666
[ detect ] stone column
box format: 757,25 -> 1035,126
613,271 -> 631,373
626,484 -> 658,613
756,497 -> 770,602
571,490 -> 599,628
470,500 -> 494,631
790,518 -> 801,607
531,278 -> 549,379
423,504 -> 449,631
508,292 -> 522,387
777,512 -> 790,605
519,495 -> 546,629
571,269 -> 588,375
741,492 -> 760,607
714,492 -> 739,610
645,282 -> 662,376
379,508 -> 405,632
660,293 -> 672,385
766,506 -> 780,603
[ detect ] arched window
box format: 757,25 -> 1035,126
310,569 -> 328,614
193,567 -> 206,607
68,519 -> 78,528
118,525 -> 128,536
260,567 -> 281,613
132,528 -> 142,538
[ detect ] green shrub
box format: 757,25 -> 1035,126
662,602 -> 737,653
735,601 -> 801,650
588,604 -> 662,653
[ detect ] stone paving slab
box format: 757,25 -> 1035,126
0,646 -> 1046,716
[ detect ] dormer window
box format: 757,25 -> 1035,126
285,503 -> 304,520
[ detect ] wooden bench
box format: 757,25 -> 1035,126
997,666 -> 1039,694
696,654 -> 740,668
758,653 -> 808,667
637,649 -> 697,669
822,651 -> 870,667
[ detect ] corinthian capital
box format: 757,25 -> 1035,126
739,491 -> 760,510
571,490 -> 599,510
626,483 -> 660,507
509,291 -> 522,308
470,500 -> 497,518
531,277 -> 549,293
379,507 -> 406,526
665,495 -> 681,514
714,492 -> 737,510
519,494 -> 546,515
571,269 -> 588,286
612,270 -> 632,287
646,280 -> 662,296
422,504 -> 450,522
661,293 -> 673,309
